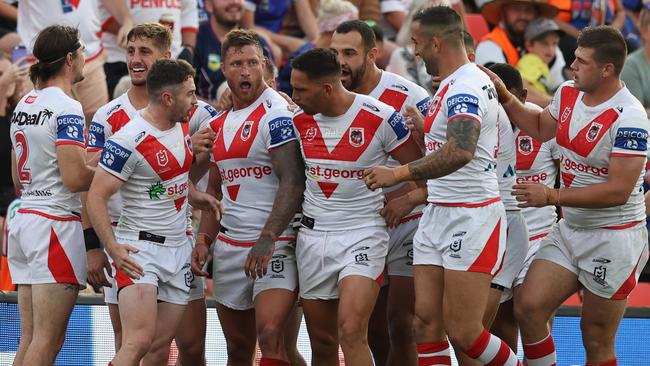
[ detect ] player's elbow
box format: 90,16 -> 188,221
62,177 -> 87,193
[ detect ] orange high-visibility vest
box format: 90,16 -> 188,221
481,26 -> 520,66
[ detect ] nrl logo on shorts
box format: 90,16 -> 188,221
593,265 -> 607,286
185,269 -> 195,288
517,136 -> 533,155
450,239 -> 462,252
586,122 -> 603,142
156,150 -> 169,167
560,107 -> 572,124
271,260 -> 284,273
305,127 -> 318,141
241,121 -> 253,141
349,128 -> 364,147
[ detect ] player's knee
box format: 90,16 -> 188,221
338,317 -> 368,348
513,295 -> 544,327
257,321 -> 285,352
388,313 -> 414,344
445,326 -> 482,352
121,337 -> 153,357
580,318 -> 614,352
224,334 -> 255,362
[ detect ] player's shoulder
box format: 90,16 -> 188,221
355,93 -> 395,118
262,88 -> 290,110
108,114 -> 148,145
615,87 -> 649,121
381,71 -> 424,94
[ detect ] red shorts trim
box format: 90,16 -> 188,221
604,221 -> 643,230
529,232 -> 549,241
218,234 -> 296,247
18,209 -> 81,222
399,213 -> 423,224
430,197 -> 501,208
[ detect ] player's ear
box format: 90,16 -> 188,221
163,51 -> 172,60
161,90 -> 174,106
367,47 -> 378,63
323,82 -> 333,96
520,88 -> 528,103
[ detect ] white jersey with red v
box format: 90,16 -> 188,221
423,63 -> 501,204
496,105 -> 520,211
10,87 -> 86,219
89,94 -> 217,221
206,87 -> 296,242
294,94 -> 411,231
99,115 -> 193,246
548,81 -> 649,229
515,103 -> 561,238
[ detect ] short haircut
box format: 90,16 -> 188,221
221,29 -> 263,61
29,25 -> 81,84
335,20 -> 376,50
463,31 -> 475,51
147,59 -> 196,100
127,23 -> 172,52
263,57 -> 277,81
577,26 -> 627,75
488,63 -> 524,94
371,23 -> 385,43
413,6 -> 464,46
291,48 -> 341,80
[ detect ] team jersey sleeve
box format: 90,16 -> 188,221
444,83 -> 485,124
99,130 -> 138,181
180,0 -> 199,33
611,112 -> 650,157
380,109 -> 411,153
87,108 -> 108,152
189,102 -> 219,135
262,107 -> 297,150
409,84 -> 432,117
55,106 -> 86,147
547,81 -> 572,120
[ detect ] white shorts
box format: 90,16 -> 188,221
492,211 -> 529,292
113,237 -> 195,305
104,241 -> 205,305
212,235 -> 298,311
386,215 -> 419,278
535,219 -> 649,300
297,226 -> 388,300
8,211 -> 87,286
413,201 -> 507,275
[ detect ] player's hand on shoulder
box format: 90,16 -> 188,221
191,127 -> 217,154
477,64 -> 513,105
381,194 -> 415,228
86,248 -> 112,288
364,166 -> 398,190
277,91 -> 298,112
190,191 -> 224,221
512,183 -> 558,208
245,235 -> 275,279
108,243 -> 144,280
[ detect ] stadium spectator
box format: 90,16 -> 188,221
0,2 -> 20,55
516,18 -> 564,104
243,0 -> 320,47
281,0 -> 320,38
195,0 -> 274,101
622,5 -> 650,114
97,0 -> 199,99
476,0 -> 565,107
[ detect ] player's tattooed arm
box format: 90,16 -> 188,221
407,117 -> 480,180
245,141 -> 306,279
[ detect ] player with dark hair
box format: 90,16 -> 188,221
483,25 -> 649,365
364,6 -> 521,365
8,24 -> 95,366
290,47 -> 423,366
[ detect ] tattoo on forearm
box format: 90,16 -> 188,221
408,117 -> 480,180
263,141 -> 306,238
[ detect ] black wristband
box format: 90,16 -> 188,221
84,228 -> 101,251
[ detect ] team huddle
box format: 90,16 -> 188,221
6,5 -> 650,366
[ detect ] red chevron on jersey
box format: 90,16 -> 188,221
107,108 -> 132,133
317,181 -> 338,199
378,88 -> 408,112
561,171 -> 575,187
556,86 -> 621,157
515,132 -> 542,171
173,196 -> 186,212
226,185 -> 240,201
424,83 -> 450,133
211,104 -> 266,160
136,133 -> 192,181
294,110 -> 383,161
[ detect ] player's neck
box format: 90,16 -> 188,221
354,65 -> 382,95
40,75 -> 73,97
582,78 -> 623,107
127,85 -> 149,110
320,88 -> 356,117
141,105 -> 175,131
232,84 -> 267,111
437,52 -> 470,81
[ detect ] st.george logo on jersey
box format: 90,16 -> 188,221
349,128 -> 364,147
305,127 -> 317,142
156,150 -> 169,167
560,106 -> 572,124
517,136 -> 533,155
241,121 -> 254,141
586,123 -> 603,142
